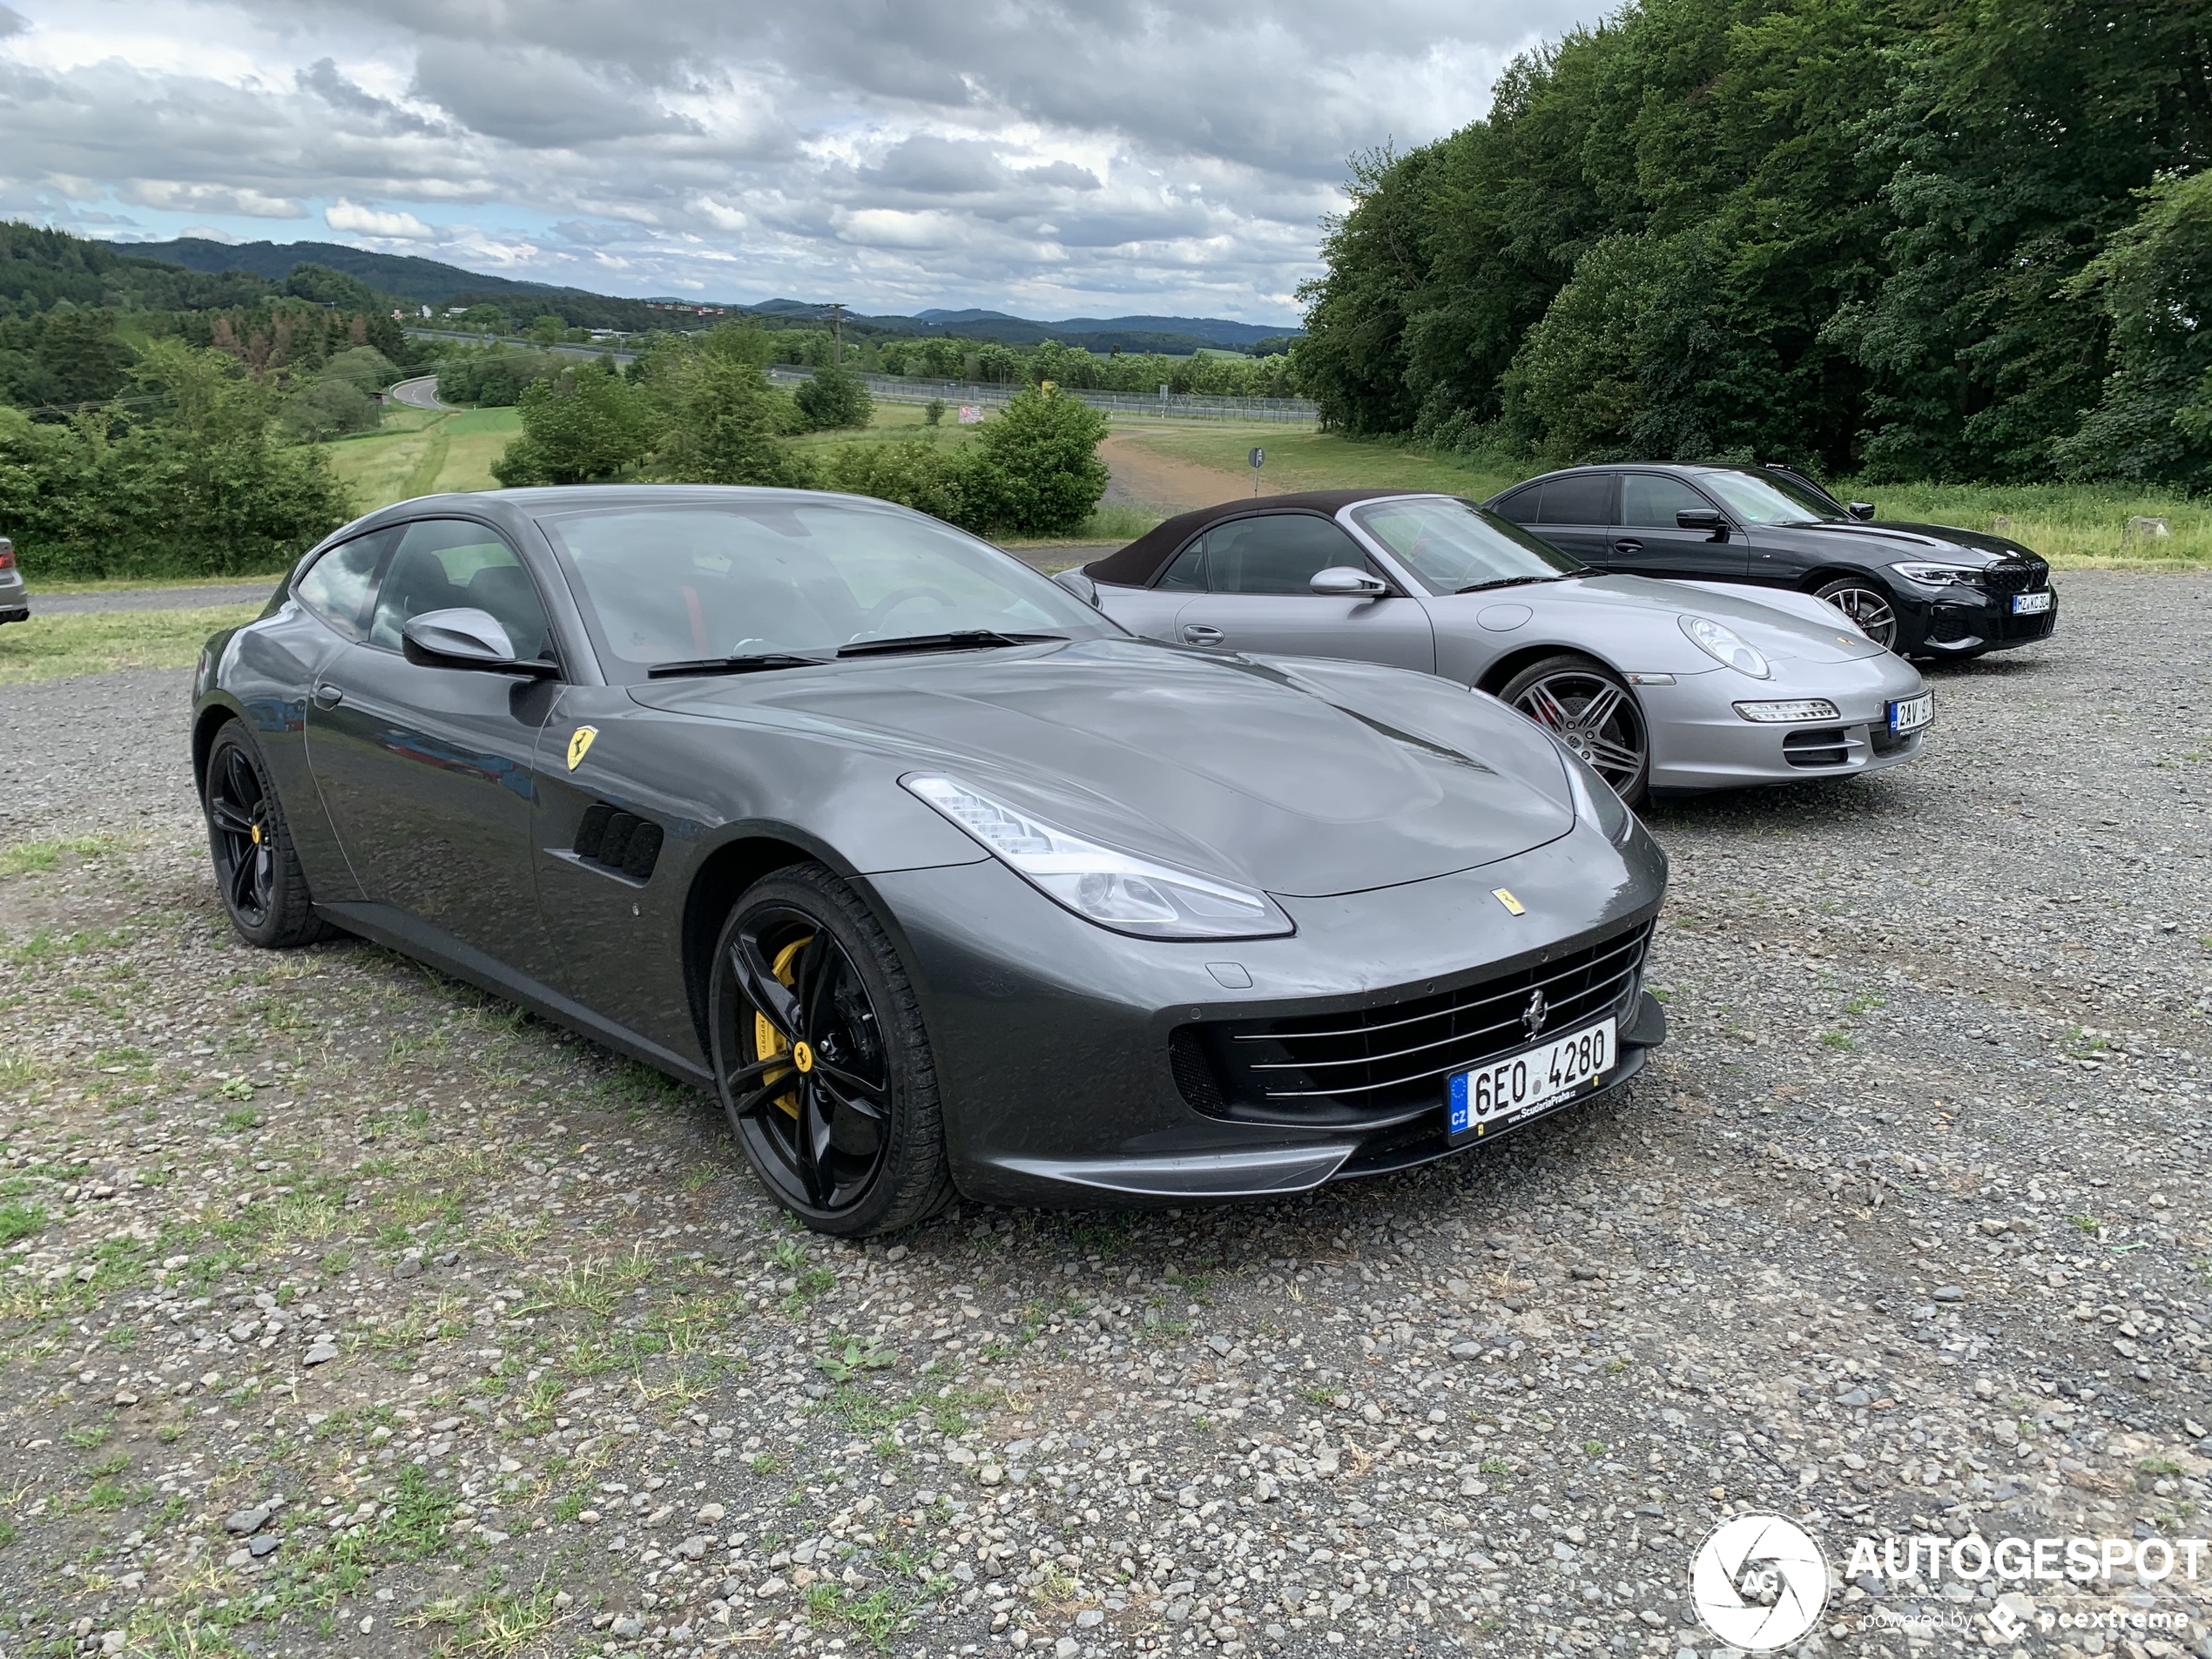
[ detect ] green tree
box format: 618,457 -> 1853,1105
650,352 -> 813,487
30,307 -> 137,408
792,363 -> 873,431
527,314 -> 565,346
491,361 -> 654,486
285,263 -> 381,312
966,387 -> 1109,535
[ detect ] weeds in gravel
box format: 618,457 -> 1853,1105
529,1246 -> 658,1317
0,1201 -> 44,1243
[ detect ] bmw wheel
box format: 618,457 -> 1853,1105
201,724 -> 331,948
1812,577 -> 1899,651
708,863 -> 954,1238
1500,653 -> 1650,807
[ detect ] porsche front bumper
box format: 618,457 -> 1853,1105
1638,653 -> 1928,793
867,813 -> 1669,1208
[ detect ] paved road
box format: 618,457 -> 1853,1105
388,374 -> 449,411
31,582 -> 277,615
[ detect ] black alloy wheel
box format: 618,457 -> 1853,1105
1812,577 -> 1900,651
202,724 -> 330,948
708,863 -> 952,1237
1499,652 -> 1651,807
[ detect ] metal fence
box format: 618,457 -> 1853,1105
765,366 -> 1318,426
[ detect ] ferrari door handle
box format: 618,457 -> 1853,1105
311,683 -> 344,709
1181,624 -> 1224,646
1611,539 -> 1643,555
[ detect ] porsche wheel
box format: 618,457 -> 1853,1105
708,863 -> 953,1238
1812,577 -> 1899,651
202,724 -> 330,948
1500,653 -> 1650,807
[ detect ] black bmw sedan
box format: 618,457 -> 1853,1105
192,486 -> 1668,1236
1484,464 -> 2057,660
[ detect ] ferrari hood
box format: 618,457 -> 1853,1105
629,637 -> 1575,898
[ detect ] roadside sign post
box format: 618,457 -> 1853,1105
1249,445 -> 1264,496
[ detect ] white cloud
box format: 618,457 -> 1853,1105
0,0 -> 1602,319
325,198 -> 432,238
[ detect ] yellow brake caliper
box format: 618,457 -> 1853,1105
753,937 -> 813,1119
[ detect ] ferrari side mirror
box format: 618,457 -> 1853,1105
1848,502 -> 1875,521
401,607 -> 556,677
1310,566 -> 1390,597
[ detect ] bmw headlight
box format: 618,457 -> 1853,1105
1892,561 -> 1984,586
1679,615 -> 1770,678
904,775 -> 1294,940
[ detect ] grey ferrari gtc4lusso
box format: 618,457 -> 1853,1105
192,487 -> 1668,1236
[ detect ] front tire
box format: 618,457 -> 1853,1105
1499,652 -> 1650,807
202,723 -> 330,948
707,863 -> 954,1238
1812,577 -> 1900,651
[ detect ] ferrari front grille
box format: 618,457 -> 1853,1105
1170,921 -> 1651,1120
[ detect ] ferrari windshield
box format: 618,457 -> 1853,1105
1350,496 -> 1581,593
1693,469 -> 1845,525
538,499 -> 1119,680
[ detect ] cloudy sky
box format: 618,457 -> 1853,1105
0,0 -> 1595,323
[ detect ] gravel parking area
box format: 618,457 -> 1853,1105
28,585 -> 279,617
0,572 -> 2206,1659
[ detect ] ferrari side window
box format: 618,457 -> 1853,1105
1203,514 -> 1368,596
368,520 -> 554,663
293,531 -> 391,641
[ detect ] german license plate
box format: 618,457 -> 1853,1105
1888,693 -> 1932,733
1447,1017 -> 1615,1142
2011,590 -> 2052,615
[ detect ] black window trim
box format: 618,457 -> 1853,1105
1618,469 -> 1730,531
1145,507 -> 1399,596
293,524 -> 397,642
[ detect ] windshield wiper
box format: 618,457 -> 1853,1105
646,651 -> 831,679
1453,574 -> 1569,595
836,631 -> 1065,658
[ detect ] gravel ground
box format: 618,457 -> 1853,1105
0,570 -> 2207,1659
28,586 -> 279,617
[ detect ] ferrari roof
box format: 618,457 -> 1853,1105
1082,489 -> 1432,588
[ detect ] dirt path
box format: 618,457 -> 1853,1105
1100,430 -> 1285,514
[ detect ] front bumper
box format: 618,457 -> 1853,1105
1642,655 -> 1929,793
1903,582 -> 2058,656
867,813 -> 1668,1208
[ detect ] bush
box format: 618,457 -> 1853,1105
491,360 -> 655,486
819,441 -> 976,529
280,376 -> 381,442
434,346 -> 557,408
965,387 -> 1109,535
793,364 -> 873,431
651,352 -> 814,488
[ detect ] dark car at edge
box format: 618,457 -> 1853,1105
190,486 -> 1669,1236
1484,463 -> 2058,661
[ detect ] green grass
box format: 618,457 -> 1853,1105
0,604 -> 261,685
324,408 -> 523,513
1110,424 -> 2212,569
0,834 -> 125,877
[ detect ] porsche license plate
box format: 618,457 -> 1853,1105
1888,693 -> 1932,734
1447,1018 -> 1615,1142
2011,590 -> 2052,615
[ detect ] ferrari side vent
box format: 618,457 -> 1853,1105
573,801 -> 664,882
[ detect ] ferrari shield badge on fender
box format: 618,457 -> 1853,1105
1492,888 -> 1526,916
567,726 -> 598,771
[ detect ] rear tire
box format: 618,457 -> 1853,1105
707,863 -> 954,1238
201,723 -> 331,948
1498,652 -> 1650,807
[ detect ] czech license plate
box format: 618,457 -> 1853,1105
2011,590 -> 2052,615
1888,692 -> 1932,734
1447,1017 -> 1615,1142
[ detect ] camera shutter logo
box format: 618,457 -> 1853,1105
1688,1514 -> 1828,1651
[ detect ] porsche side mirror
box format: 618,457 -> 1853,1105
1676,508 -> 1727,536
1051,568 -> 1103,608
1310,566 -> 1390,597
401,607 -> 556,677
1848,502 -> 1876,521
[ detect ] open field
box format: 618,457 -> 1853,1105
323,408 -> 523,514
0,575 -> 2206,1657
0,604 -> 260,684
1107,427 -> 2212,569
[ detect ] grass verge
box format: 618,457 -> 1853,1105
0,604 -> 261,684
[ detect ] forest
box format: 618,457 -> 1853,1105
1293,0 -> 2212,489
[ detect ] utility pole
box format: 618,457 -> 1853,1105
825,302 -> 845,366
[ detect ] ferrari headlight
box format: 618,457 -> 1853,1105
904,775 -> 1293,941
1679,615 -> 1770,678
1892,561 -> 1983,586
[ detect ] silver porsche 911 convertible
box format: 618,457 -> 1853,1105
1060,489 -> 1931,806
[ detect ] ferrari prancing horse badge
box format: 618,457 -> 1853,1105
567,726 -> 597,771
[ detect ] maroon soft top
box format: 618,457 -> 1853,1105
1082,489 -> 1417,588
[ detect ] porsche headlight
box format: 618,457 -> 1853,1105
904,775 -> 1294,940
1679,615 -> 1770,678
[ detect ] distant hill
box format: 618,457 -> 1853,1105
719,300 -> 1298,355
125,238 -> 568,304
